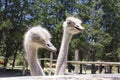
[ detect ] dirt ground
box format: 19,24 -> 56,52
0,69 -> 30,78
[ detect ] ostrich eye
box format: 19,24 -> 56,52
41,39 -> 45,43
67,20 -> 72,24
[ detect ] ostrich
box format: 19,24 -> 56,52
55,17 -> 85,75
24,25 -> 56,76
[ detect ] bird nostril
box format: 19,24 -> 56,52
47,44 -> 50,47
76,25 -> 79,27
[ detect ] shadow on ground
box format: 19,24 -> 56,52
0,69 -> 30,77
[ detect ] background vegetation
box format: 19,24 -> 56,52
0,0 -> 120,69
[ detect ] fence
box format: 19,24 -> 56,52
0,53 -> 120,80
22,52 -> 120,75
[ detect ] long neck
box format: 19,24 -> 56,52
55,29 -> 72,75
25,43 -> 45,76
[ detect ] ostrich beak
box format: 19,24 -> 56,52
45,42 -> 57,52
75,25 -> 85,32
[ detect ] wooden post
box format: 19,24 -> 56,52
74,49 -> 79,74
49,52 -> 53,75
105,65 -> 112,73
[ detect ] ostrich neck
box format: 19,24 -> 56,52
25,44 -> 45,76
55,29 -> 72,75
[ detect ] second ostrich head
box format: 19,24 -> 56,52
63,17 -> 85,34
55,17 -> 85,75
24,26 -> 57,52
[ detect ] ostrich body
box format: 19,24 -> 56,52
55,17 -> 85,75
24,25 -> 56,76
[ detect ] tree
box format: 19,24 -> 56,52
101,0 -> 120,61
0,0 -> 32,70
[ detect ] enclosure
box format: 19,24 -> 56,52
0,0 -> 120,80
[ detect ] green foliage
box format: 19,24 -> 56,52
0,20 -> 12,30
100,0 -> 120,61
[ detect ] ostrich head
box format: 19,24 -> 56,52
24,26 -> 57,52
63,17 -> 85,34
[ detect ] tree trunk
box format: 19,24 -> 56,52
41,52 -> 44,68
68,50 -> 73,72
118,66 -> 120,73
91,64 -> 96,74
12,52 -> 17,70
99,65 -> 103,73
79,64 -> 82,74
3,53 -> 9,71
109,66 -> 112,73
